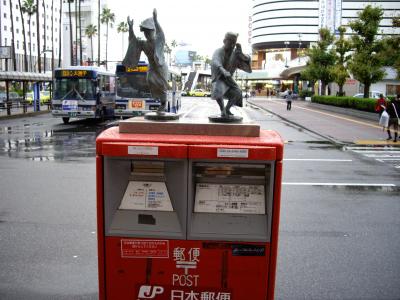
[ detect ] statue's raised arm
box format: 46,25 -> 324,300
153,9 -> 165,45
152,8 -> 165,67
127,16 -> 134,40
122,15 -> 142,67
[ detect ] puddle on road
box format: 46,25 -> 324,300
0,119 -> 105,162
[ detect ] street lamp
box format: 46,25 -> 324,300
33,48 -> 52,72
284,41 -> 290,68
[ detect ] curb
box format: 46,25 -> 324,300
247,100 -> 346,146
0,110 -> 50,121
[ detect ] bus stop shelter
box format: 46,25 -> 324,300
0,71 -> 52,115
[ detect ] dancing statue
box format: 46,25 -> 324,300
209,32 -> 252,122
122,9 -> 177,120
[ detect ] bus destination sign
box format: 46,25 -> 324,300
126,66 -> 148,73
58,70 -> 91,77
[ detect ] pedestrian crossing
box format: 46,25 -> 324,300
344,145 -> 400,169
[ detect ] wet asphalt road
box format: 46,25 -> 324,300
0,98 -> 399,299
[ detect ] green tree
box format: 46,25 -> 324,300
85,24 -> 97,63
117,21 -> 128,59
100,7 -> 115,69
301,28 -> 336,95
348,5 -> 385,98
332,26 -> 352,96
21,0 -> 37,71
381,15 -> 400,80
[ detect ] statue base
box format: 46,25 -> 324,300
208,114 -> 243,123
144,112 -> 180,121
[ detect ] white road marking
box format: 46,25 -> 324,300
365,154 -> 400,158
284,158 -> 353,162
283,182 -> 396,187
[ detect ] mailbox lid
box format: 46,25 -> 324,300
189,144 -> 277,161
100,142 -> 187,158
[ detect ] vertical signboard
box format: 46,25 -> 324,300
319,0 -> 340,33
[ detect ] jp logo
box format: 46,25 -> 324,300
138,285 -> 164,299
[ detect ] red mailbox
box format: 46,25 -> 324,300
96,122 -> 283,300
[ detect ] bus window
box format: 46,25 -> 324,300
116,71 -> 151,98
54,77 -> 96,100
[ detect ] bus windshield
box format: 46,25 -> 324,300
54,78 -> 96,100
116,72 -> 151,98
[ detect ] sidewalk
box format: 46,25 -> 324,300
247,96 -> 397,145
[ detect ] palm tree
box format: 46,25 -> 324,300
97,0 -> 100,66
9,0 -> 17,70
85,24 -> 97,63
117,21 -> 128,59
74,0 -> 78,64
36,0 -> 40,72
78,0 -> 82,64
21,0 -> 37,71
42,0 -> 47,71
51,0 -> 54,72
67,0 -> 73,65
164,44 -> 172,66
17,0 -> 28,71
170,40 -> 178,66
58,0 -> 62,67
100,7 -> 115,70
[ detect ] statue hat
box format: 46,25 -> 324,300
224,32 -> 238,41
140,18 -> 155,31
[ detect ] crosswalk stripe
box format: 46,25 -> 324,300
345,145 -> 400,169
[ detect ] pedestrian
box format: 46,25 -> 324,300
385,94 -> 400,142
286,90 -> 293,110
375,94 -> 386,117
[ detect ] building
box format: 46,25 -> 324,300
62,0 -> 105,67
251,0 -> 400,69
250,0 -> 400,94
0,0 -> 62,72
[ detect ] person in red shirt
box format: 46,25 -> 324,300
375,94 -> 387,116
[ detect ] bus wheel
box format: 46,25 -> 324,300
62,117 -> 70,124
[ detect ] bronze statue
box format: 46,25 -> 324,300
210,32 -> 252,122
122,9 -> 171,116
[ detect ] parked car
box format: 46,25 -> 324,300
353,91 -> 385,99
0,91 -> 21,108
189,89 -> 211,97
25,91 -> 51,105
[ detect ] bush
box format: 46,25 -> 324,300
311,96 -> 377,112
299,90 -> 314,98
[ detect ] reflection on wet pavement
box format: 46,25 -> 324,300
0,118 -> 107,162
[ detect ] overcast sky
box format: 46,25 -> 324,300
106,0 -> 252,61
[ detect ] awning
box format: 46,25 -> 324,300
280,65 -> 307,79
0,71 -> 52,81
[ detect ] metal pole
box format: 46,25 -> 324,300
5,58 -> 12,115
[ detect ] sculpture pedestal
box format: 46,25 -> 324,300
208,114 -> 243,123
144,112 -> 180,121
